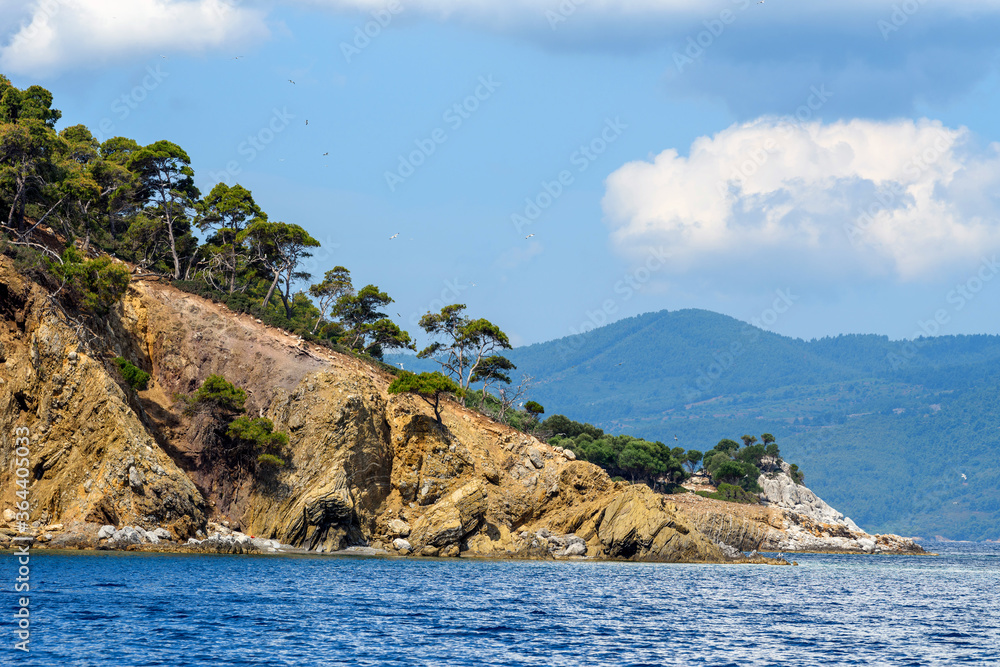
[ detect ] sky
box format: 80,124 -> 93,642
4,0 -> 1000,347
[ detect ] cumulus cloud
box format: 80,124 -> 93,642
602,118 -> 1000,284
0,0 -> 270,77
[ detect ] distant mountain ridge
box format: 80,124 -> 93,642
388,308 -> 1000,541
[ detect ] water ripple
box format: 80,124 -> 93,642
2,544 -> 998,666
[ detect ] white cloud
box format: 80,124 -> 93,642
602,118 -> 1000,283
0,0 -> 270,77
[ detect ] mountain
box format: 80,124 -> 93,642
389,309 -> 1000,541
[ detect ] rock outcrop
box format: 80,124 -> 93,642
759,467 -> 861,531
0,257 -> 788,562
669,470 -> 925,555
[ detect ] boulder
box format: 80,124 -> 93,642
2,508 -> 14,523
387,519 -> 411,537
128,466 -> 144,493
151,528 -> 172,541
97,525 -> 116,540
408,481 -> 487,549
109,526 -> 143,547
393,538 -> 412,552
527,447 -> 545,470
563,449 -> 576,461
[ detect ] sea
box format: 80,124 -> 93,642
3,542 -> 998,666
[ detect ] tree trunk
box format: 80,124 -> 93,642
261,271 -> 280,311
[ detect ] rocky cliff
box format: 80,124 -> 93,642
669,469 -> 924,555
0,258 -> 752,563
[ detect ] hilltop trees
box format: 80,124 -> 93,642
196,183 -> 266,294
388,371 -> 463,424
545,414 -> 688,488
418,304 -> 514,404
701,433 -> 802,494
309,266 -> 352,334
128,140 -> 200,279
0,75 -> 422,366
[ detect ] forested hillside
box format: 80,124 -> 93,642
389,309 -> 1000,541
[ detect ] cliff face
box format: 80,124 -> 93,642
0,262 -> 207,540
0,260 -> 735,563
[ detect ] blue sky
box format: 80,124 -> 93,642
4,0 -> 1000,346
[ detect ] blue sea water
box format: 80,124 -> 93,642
2,542 -> 999,666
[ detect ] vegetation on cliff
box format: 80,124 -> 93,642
183,375 -> 290,476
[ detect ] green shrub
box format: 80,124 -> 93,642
51,247 -> 130,316
697,483 -> 760,505
114,357 -> 150,391
257,453 -> 286,468
189,374 -> 247,414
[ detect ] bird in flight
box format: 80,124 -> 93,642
961,473 -> 968,481
305,120 -> 309,125
389,233 -> 399,240
288,79 -> 295,84
525,234 -> 534,239
323,152 -> 329,156
674,435 -> 679,441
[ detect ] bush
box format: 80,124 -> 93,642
114,357 -> 150,391
51,247 -> 130,316
697,483 -> 760,505
189,374 -> 247,414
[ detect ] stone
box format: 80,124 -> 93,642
143,530 -> 160,544
527,447 -> 545,470
109,526 -> 143,546
562,541 -> 587,557
97,525 -> 116,540
563,449 -> 576,461
151,528 -> 172,541
388,519 -> 411,537
393,538 -> 412,552
419,545 -> 440,557
128,466 -> 144,492
441,545 -> 460,558
3,508 -> 15,523
187,538 -> 201,545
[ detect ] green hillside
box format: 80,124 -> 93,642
388,309 -> 1000,540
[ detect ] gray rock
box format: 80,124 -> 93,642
758,469 -> 860,531
128,466 -> 144,492
97,525 -> 116,540
715,541 -> 743,559
151,528 -> 172,541
187,538 -> 201,545
388,519 -> 411,537
393,538 -> 412,553
110,526 -> 142,546
142,530 -> 160,544
527,447 -> 545,469
563,449 -> 576,461
562,541 -> 587,557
